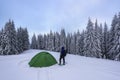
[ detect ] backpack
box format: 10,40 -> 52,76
61,47 -> 67,57
63,50 -> 67,56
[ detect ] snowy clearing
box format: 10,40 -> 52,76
0,49 -> 120,80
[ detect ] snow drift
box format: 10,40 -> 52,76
0,49 -> 120,80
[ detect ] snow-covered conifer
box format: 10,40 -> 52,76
60,29 -> 66,48
2,20 -> 18,55
54,32 -> 60,52
31,34 -> 38,49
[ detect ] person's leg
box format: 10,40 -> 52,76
59,56 -> 62,65
63,57 -> 65,65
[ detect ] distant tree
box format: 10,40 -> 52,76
111,13 -> 120,60
76,30 -> 81,54
17,27 -> 29,53
1,20 -> 18,55
17,27 -> 24,53
50,31 -> 55,51
109,14 -> 118,59
66,33 -> 71,53
46,34 -> 49,50
47,31 -> 54,51
31,34 -> 38,49
37,34 -> 44,49
22,28 -> 29,50
99,24 -> 104,56
94,20 -> 102,58
43,34 -> 47,50
84,19 -> 94,57
0,29 -> 4,54
0,28 -> 6,55
70,33 -> 76,54
54,32 -> 60,52
60,29 -> 66,48
0,29 -> 2,47
79,31 -> 85,56
95,19 -> 99,36
84,19 -> 101,58
102,23 -> 110,59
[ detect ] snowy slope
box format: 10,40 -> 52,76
0,49 -> 120,80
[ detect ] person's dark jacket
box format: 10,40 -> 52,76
60,47 -> 67,57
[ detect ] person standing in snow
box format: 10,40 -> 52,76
59,46 -> 67,65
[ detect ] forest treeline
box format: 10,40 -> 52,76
0,12 -> 120,61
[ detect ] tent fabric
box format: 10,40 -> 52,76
29,52 -> 57,67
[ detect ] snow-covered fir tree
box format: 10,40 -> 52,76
95,19 -> 99,36
66,33 -> 71,54
17,27 -> 29,53
75,30 -> 81,54
94,20 -> 102,58
60,29 -> 66,48
47,31 -> 55,51
31,34 -> 38,49
43,34 -> 47,50
0,28 -> 6,55
111,13 -> 120,60
0,29 -> 4,53
70,33 -> 76,54
0,29 -> 2,47
54,32 -> 60,52
17,27 -> 24,53
102,23 -> 110,59
99,24 -> 104,57
37,34 -> 44,49
109,14 -> 119,59
84,19 -> 101,58
50,31 -> 55,51
84,19 -> 94,57
46,34 -> 49,50
79,30 -> 85,56
1,20 -> 18,55
22,28 -> 29,50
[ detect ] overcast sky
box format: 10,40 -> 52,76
0,0 -> 120,36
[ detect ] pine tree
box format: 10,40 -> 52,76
112,13 -> 120,60
70,33 -> 76,54
22,28 -> 29,50
17,27 -> 29,53
50,31 -> 55,51
109,14 -> 118,59
84,19 -> 101,57
84,19 -> 94,57
79,31 -> 85,56
60,29 -> 66,48
0,28 -> 6,55
76,30 -> 81,54
37,34 -> 44,49
43,34 -> 47,50
46,34 -> 49,50
31,34 -> 38,49
102,23 -> 110,59
16,27 -> 24,53
0,29 -> 2,47
47,31 -> 54,51
94,20 -> 102,58
0,29 -> 3,53
66,33 -> 71,53
99,24 -> 104,58
1,20 -> 18,55
54,32 -> 60,52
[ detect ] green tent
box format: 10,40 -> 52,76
29,52 -> 57,67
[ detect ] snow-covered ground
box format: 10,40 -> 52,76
0,49 -> 120,80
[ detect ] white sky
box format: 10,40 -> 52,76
0,0 -> 120,36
